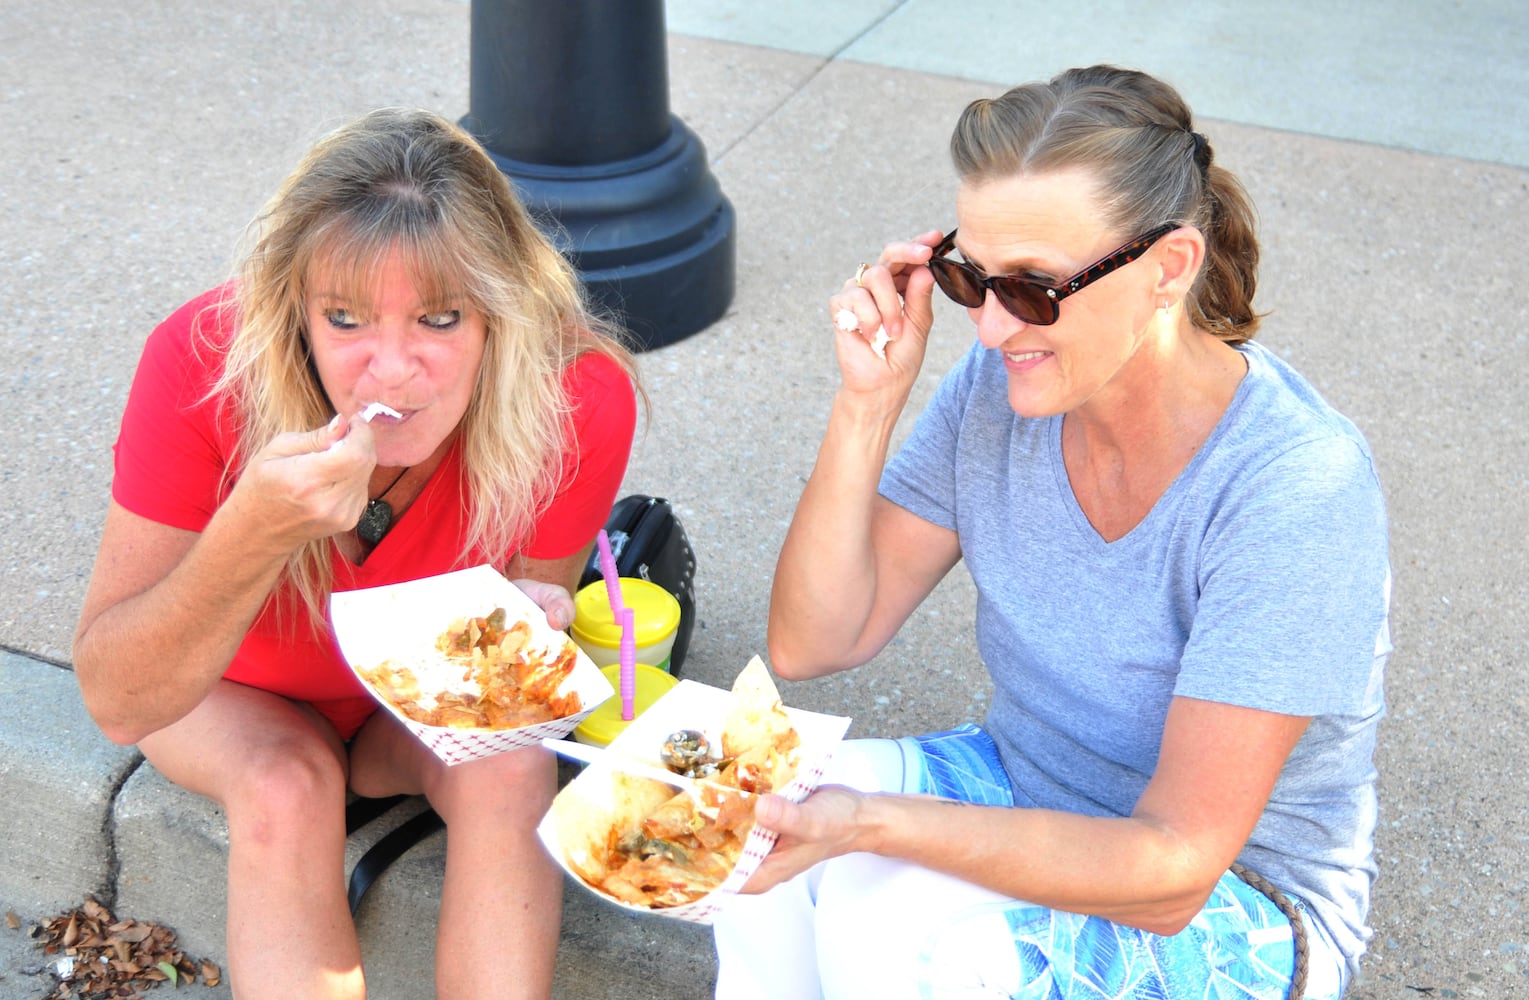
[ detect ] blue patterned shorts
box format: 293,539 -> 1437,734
887,725 -> 1327,1000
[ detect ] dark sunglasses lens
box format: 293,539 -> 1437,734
991,279 -> 1055,326
929,259 -> 985,307
929,259 -> 1057,325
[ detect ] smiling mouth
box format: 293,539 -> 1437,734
1004,350 -> 1049,364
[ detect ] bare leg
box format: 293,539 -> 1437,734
350,711 -> 562,998
140,681 -> 362,1000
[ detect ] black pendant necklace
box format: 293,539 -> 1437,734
356,467 -> 410,547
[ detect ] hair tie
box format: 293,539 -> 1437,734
1187,130 -> 1210,170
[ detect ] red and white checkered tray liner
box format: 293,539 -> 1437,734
330,564 -> 613,766
536,676 -> 851,924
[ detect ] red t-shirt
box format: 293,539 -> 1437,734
112,286 -> 637,738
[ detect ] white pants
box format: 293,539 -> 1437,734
712,738 -> 1345,1000
714,739 -> 1026,999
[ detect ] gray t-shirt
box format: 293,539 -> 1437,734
880,339 -> 1390,981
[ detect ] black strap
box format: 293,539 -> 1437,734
344,794 -> 409,835
345,797 -> 444,915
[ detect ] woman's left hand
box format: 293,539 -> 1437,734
512,578 -> 576,632
738,785 -> 871,894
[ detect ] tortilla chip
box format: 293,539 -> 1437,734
721,656 -> 801,789
357,607 -> 582,731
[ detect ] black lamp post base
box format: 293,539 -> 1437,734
462,0 -> 735,351
478,117 -> 735,351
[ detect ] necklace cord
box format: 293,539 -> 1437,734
372,467 -> 409,502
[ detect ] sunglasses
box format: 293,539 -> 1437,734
927,223 -> 1176,325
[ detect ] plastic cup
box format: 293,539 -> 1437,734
570,578 -> 683,674
573,663 -> 679,746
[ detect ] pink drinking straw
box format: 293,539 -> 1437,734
619,606 -> 637,721
595,529 -> 624,614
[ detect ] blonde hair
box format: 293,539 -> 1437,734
950,65 -> 1263,342
206,107 -> 640,626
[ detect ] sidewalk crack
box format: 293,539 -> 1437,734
711,0 -> 912,164
99,754 -> 145,912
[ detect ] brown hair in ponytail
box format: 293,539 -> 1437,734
949,65 -> 1265,342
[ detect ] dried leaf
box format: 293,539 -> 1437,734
30,897 -> 219,999
112,923 -> 154,944
5,910 -> 20,930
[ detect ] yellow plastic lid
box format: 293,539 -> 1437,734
574,662 -> 680,746
571,578 -> 682,650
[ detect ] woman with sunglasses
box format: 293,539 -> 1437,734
714,66 -> 1389,999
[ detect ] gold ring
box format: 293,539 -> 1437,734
854,263 -> 870,287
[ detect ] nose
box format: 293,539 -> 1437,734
972,290 -> 1025,350
367,322 -> 418,387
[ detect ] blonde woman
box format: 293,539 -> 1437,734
716,67 -> 1389,999
73,108 -> 639,998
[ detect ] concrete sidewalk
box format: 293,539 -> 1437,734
2,1 -> 1526,997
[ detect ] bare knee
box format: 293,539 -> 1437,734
224,738 -> 347,847
426,745 -> 556,829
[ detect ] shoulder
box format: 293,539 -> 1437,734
150,284 -> 238,351
114,285 -> 241,529
561,347 -> 638,443
562,348 -> 632,397
138,284 -> 238,385
1235,343 -> 1376,458
1211,344 -> 1384,501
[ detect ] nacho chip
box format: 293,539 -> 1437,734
720,656 -> 801,791
356,606 -> 582,731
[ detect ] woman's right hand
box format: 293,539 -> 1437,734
827,231 -> 944,394
225,412 -> 379,556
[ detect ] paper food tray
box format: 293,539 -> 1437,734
331,564 -> 613,765
537,677 -> 851,924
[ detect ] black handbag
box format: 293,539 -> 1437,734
345,494 -> 698,914
577,494 -> 697,676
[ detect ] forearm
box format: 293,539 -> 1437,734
858,795 -> 1220,935
74,499 -> 298,744
768,388 -> 905,677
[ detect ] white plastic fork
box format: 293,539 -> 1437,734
359,402 -> 402,423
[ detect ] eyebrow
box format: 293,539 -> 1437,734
306,289 -> 466,313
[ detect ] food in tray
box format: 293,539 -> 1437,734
555,771 -> 757,908
550,658 -> 803,907
356,607 -> 582,730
